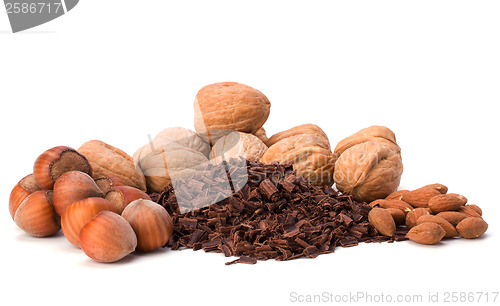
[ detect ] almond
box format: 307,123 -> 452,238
386,208 -> 405,226
456,217 -> 488,239
401,187 -> 442,208
458,205 -> 482,218
377,199 -> 413,214
368,208 -> 396,237
385,190 -> 409,201
428,193 -> 467,214
435,211 -> 468,227
422,183 -> 448,194
406,222 -> 446,245
417,215 -> 459,238
405,208 -> 431,229
369,199 -> 388,208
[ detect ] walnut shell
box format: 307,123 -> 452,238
194,82 -> 271,144
211,132 -> 267,162
266,123 -> 330,149
261,133 -> 334,186
333,125 -> 400,160
134,127 -> 210,161
134,141 -> 209,193
78,140 -> 147,192
333,141 -> 403,203
253,127 -> 269,144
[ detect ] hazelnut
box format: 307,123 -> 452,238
52,171 -> 104,216
80,211 -> 137,263
105,185 -> 151,214
9,174 -> 41,220
61,197 -> 117,248
33,146 -> 92,190
122,199 -> 173,252
14,190 -> 60,237
94,176 -> 126,195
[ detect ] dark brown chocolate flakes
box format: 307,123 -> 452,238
153,159 -> 393,264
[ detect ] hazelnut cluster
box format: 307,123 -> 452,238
9,145 -> 173,263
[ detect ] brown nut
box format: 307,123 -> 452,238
80,211 -> 137,263
386,208 -> 405,226
14,190 -> 60,237
435,211 -> 469,227
134,140 -> 209,193
456,217 -> 488,239
52,171 -> 105,216
333,141 -> 403,202
9,174 -> 41,220
417,215 -> 459,238
266,124 -> 330,149
194,82 -> 271,144
406,222 -> 446,245
422,183 -> 448,194
405,208 -> 431,229
253,127 -> 269,144
261,132 -> 334,186
105,185 -> 151,214
33,146 -> 92,190
368,208 -> 396,237
94,177 -> 126,195
385,190 -> 409,201
61,197 -> 117,248
211,132 -> 267,162
122,199 -> 174,252
401,187 -> 442,208
333,125 -> 400,160
428,193 -> 467,214
78,140 -> 147,192
458,205 -> 482,218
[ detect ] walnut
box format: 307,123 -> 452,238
78,140 -> 147,192
194,82 -> 271,144
266,123 -> 330,149
134,141 -> 209,193
133,127 -> 210,193
333,125 -> 400,160
333,127 -> 403,203
253,127 -> 269,144
210,132 -> 267,162
261,125 -> 334,186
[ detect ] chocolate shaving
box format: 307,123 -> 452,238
153,159 -> 394,264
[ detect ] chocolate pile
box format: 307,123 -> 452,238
150,160 -> 403,264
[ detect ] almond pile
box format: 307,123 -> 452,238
368,183 -> 488,245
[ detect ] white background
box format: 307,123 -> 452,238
1,1 -> 499,305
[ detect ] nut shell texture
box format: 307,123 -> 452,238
334,125 -> 400,159
194,82 -> 271,143
261,133 -> 334,186
14,190 -> 60,237
211,132 -> 268,162
78,140 -> 147,192
334,141 -> 403,202
9,174 -> 41,220
266,124 -> 330,149
80,211 -> 137,263
61,198 -> 116,248
122,199 -> 174,252
33,146 -> 92,190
